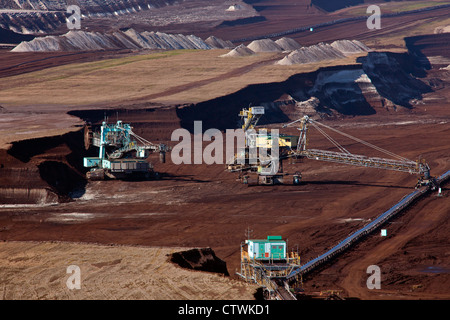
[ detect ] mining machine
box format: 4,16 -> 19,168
228,108 -> 436,188
83,120 -> 168,180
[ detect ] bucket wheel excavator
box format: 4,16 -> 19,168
83,120 -> 169,180
228,107 -> 436,189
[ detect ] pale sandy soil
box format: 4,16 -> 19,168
0,241 -> 258,300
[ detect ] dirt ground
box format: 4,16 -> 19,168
0,241 -> 258,300
0,105 -> 448,299
0,2 -> 449,300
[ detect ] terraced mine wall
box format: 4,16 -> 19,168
0,11 -> 66,35
0,129 -> 88,204
0,0 -> 178,34
177,51 -> 431,132
0,26 -> 34,44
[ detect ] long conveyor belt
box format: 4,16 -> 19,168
285,170 -> 450,282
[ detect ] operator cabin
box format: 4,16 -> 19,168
246,236 -> 287,260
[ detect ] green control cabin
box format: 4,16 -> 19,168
245,236 -> 286,260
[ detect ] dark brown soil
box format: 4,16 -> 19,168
0,13 -> 449,299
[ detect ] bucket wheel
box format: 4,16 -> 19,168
84,123 -> 93,150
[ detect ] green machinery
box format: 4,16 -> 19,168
246,235 -> 287,260
237,235 -> 301,299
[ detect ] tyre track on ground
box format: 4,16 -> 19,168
131,55 -> 283,102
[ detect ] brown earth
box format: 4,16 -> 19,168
0,103 -> 448,299
0,4 -> 449,300
0,49 -> 140,78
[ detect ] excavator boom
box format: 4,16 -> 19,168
228,109 -> 433,187
301,149 -> 429,175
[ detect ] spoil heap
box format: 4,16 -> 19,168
220,37 -> 302,57
205,36 -> 234,49
276,40 -> 371,65
275,37 -> 302,51
11,29 -> 233,52
330,39 -> 371,56
220,44 -> 255,57
247,38 -> 284,52
276,42 -> 345,65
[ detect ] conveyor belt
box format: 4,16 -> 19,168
286,170 -> 450,281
